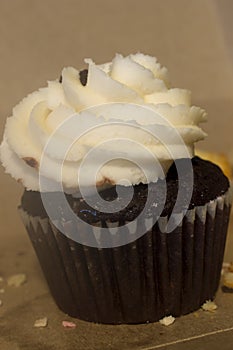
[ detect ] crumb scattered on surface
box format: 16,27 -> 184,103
0,289 -> 4,294
223,272 -> 233,288
159,316 -> 175,326
34,317 -> 48,328
0,277 -> 3,283
222,262 -> 231,275
222,262 -> 233,292
193,312 -> 199,318
223,262 -> 230,268
229,262 -> 233,273
201,300 -> 217,312
0,300 -> 3,307
62,321 -> 77,329
7,274 -> 27,287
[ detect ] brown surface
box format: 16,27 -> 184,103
1,0 -> 233,349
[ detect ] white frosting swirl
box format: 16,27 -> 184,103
0,53 -> 207,193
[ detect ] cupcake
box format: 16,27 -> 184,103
0,53 -> 232,324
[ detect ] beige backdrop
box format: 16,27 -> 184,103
0,0 -> 233,269
1,1 -> 233,349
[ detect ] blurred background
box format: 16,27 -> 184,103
1,0 -> 233,152
0,1 -> 233,348
1,0 -> 233,250
0,0 -> 233,250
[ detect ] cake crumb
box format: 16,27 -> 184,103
34,317 -> 48,328
222,262 -> 231,275
0,289 -> 4,294
0,277 -> 3,283
229,262 -> 233,272
201,300 -> 217,312
62,321 -> 77,328
193,312 -> 199,318
159,316 -> 175,326
223,262 -> 230,268
7,274 -> 27,287
0,300 -> 2,307
222,263 -> 233,292
223,272 -> 233,288
222,271 -> 233,293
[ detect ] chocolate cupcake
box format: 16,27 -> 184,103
1,53 -> 232,324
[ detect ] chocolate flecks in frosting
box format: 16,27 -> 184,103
22,157 -> 39,169
79,69 -> 88,86
59,75 -> 62,83
0,53 -> 207,192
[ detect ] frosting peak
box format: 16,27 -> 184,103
0,53 -> 207,193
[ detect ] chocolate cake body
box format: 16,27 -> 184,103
19,157 -> 231,323
21,157 -> 229,221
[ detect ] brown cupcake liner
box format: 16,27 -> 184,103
19,187 -> 232,324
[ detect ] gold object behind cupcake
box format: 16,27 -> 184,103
196,149 -> 232,179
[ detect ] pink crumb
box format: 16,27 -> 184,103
62,321 -> 77,329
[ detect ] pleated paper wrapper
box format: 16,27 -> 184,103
19,187 -> 232,324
